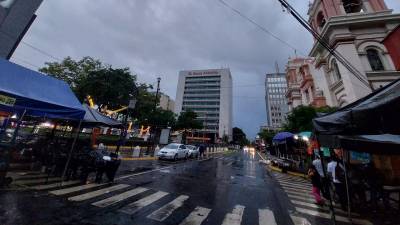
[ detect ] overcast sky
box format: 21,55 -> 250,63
11,0 -> 400,139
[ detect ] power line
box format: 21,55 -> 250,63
277,0 -> 371,89
217,0 -> 306,56
0,29 -> 62,61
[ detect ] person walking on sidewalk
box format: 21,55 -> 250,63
313,155 -> 330,200
333,159 -> 349,211
308,165 -> 325,206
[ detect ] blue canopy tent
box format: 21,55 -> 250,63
0,59 -> 85,119
272,132 -> 294,159
0,59 -> 85,185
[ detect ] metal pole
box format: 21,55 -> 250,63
342,150 -> 352,220
61,120 -> 82,183
154,77 -> 161,110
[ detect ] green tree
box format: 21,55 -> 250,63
39,56 -> 104,88
74,67 -> 137,109
147,109 -> 176,128
232,127 -> 249,146
175,110 -> 203,130
258,129 -> 276,145
283,105 -> 337,133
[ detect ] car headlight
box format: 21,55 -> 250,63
103,156 -> 111,161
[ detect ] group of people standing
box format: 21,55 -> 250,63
308,153 -> 349,211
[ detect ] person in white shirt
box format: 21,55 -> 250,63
327,159 -> 337,180
313,156 -> 330,199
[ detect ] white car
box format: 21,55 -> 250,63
186,145 -> 199,158
157,143 -> 189,161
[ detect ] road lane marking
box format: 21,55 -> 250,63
91,187 -> 148,208
15,177 -> 62,185
33,180 -> 81,190
179,206 -> 211,225
256,152 -> 266,160
295,207 -> 372,225
119,191 -> 169,214
68,184 -> 130,202
50,183 -> 105,196
290,215 -> 312,225
284,190 -> 314,198
222,205 -> 245,225
281,185 -> 311,192
291,200 -> 359,216
147,195 -> 189,221
258,208 -> 277,225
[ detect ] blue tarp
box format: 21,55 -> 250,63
272,132 -> 294,144
0,59 -> 85,120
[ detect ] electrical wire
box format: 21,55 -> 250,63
277,0 -> 371,89
217,0 -> 307,56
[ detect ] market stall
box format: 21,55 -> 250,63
0,59 -> 85,186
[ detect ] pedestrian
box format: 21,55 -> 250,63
199,144 -> 205,159
308,165 -> 325,205
332,158 -> 349,211
312,155 -> 330,200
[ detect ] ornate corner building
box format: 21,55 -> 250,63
307,0 -> 400,107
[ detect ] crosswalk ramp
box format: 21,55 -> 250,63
272,172 -> 373,225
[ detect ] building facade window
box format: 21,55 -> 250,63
331,59 -> 342,83
317,11 -> 326,30
342,0 -> 363,13
366,49 -> 385,71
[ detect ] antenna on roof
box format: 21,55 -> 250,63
275,61 -> 280,74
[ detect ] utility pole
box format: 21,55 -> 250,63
154,77 -> 161,110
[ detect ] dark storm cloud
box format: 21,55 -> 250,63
11,0 -> 400,138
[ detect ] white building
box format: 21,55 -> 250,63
175,68 -> 233,141
159,94 -> 175,111
265,73 -> 288,128
308,0 -> 400,107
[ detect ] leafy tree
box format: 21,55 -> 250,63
258,129 -> 276,145
175,110 -> 203,130
39,56 -> 104,88
232,127 -> 249,146
283,105 -> 337,133
74,67 -> 137,109
146,109 -> 176,128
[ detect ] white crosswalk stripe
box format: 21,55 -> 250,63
258,208 -> 277,225
147,195 -> 189,222
290,215 -> 312,225
92,187 -> 148,208
15,177 -> 62,185
273,172 -> 371,225
119,191 -> 169,214
33,180 -> 81,190
179,206 -> 211,225
295,207 -> 372,225
68,184 -> 130,202
222,205 -> 245,225
50,183 -> 105,196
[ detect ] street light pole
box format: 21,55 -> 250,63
154,77 -> 161,110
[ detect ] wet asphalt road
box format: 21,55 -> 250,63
1,150 -> 373,225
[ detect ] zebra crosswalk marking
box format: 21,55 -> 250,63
50,183 -> 104,196
68,184 -> 130,202
280,184 -> 311,192
147,195 -> 189,222
274,177 -> 308,183
277,181 -> 312,187
287,194 -> 316,203
119,191 -> 169,215
179,206 -> 211,225
15,177 -> 62,185
221,205 -> 245,225
33,180 -> 81,190
258,208 -> 277,225
291,200 -> 359,216
295,207 -> 372,225
284,189 -> 314,198
92,187 -> 148,208
290,215 -> 312,225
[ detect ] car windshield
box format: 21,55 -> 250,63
165,144 -> 180,149
186,145 -> 196,150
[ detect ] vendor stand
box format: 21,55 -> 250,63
313,78 -> 400,224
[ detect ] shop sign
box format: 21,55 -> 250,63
0,94 -> 16,106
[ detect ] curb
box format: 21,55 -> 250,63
121,157 -> 156,161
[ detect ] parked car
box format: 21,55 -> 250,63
186,145 -> 199,158
157,143 -> 189,161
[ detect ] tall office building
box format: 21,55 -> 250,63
159,93 -> 175,111
175,68 -> 233,142
265,73 -> 288,128
0,0 -> 43,59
